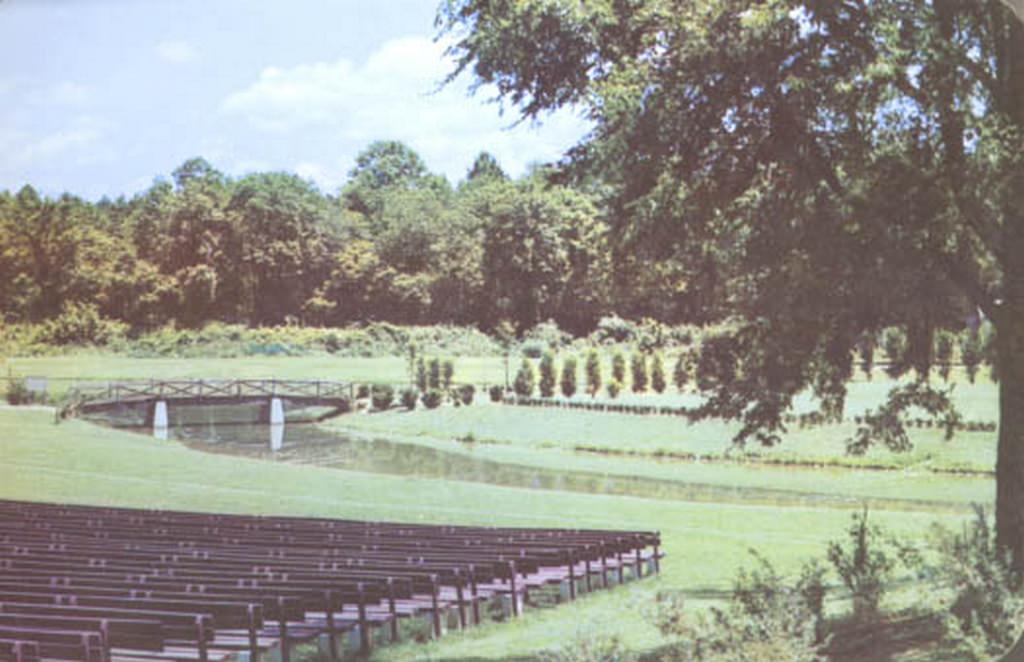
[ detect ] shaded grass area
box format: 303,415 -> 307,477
0,406 -> 970,661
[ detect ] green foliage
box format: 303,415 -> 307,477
437,0 -> 1024,561
673,352 -> 689,392
35,303 -> 126,346
421,388 -> 444,409
960,329 -> 983,385
457,384 -> 476,406
585,350 -> 601,397
442,359 -> 455,389
606,379 -> 622,399
858,335 -> 876,382
539,351 -> 557,397
935,330 -> 956,382
933,507 -> 1024,660
400,387 -> 418,410
428,357 -> 442,390
653,551 -> 825,661
489,385 -> 504,402
5,378 -> 34,405
371,384 -> 395,411
611,351 -> 626,385
416,356 -> 428,391
826,508 -> 895,621
514,358 -> 536,397
541,629 -> 636,662
650,352 -> 666,394
524,319 -> 571,349
630,352 -> 647,393
881,327 -> 909,380
560,357 -> 577,398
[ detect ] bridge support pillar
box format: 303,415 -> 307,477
152,400 -> 168,440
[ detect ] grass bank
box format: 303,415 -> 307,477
0,406 -> 969,660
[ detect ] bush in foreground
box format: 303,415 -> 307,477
542,628 -> 635,662
934,507 -> 1024,660
370,384 -> 395,410
653,551 -> 825,661
400,388 -> 418,410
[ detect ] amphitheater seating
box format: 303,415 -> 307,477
0,499 -> 662,661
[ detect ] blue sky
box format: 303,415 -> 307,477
0,0 -> 589,199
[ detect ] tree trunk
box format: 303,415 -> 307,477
996,308 -> 1024,571
994,4 -> 1024,571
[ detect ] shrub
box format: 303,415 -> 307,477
514,359 -> 536,397
653,551 -> 825,661
520,340 -> 546,359
524,319 -> 571,349
961,329 -> 982,384
650,352 -> 666,394
561,357 -> 578,398
457,384 -> 475,406
489,385 -> 505,402
442,359 -> 455,389
934,330 -> 956,382
858,334 -> 876,381
881,327 -> 908,379
428,357 -> 442,389
584,350 -> 601,398
400,388 -> 418,410
593,314 -> 638,344
370,384 -> 395,410
539,351 -> 557,398
934,507 -> 1024,660
356,384 -> 370,399
415,357 -> 428,391
5,378 -> 31,405
606,379 -> 622,399
630,352 -> 648,393
541,628 -> 636,662
35,302 -> 127,346
827,507 -> 894,621
981,322 -> 998,383
611,350 -> 626,385
672,352 -> 689,392
421,388 -> 444,409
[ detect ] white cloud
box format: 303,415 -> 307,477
156,40 -> 199,64
31,81 -> 91,106
220,36 -> 589,185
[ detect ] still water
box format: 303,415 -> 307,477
88,403 -> 966,512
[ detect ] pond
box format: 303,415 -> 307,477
86,402 -> 973,513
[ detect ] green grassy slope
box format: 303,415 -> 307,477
0,406 -> 969,660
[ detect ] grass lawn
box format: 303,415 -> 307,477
328,399 -> 998,475
0,405 -> 973,661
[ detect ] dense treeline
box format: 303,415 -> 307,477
0,141 -> 709,336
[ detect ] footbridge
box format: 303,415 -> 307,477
63,378 -> 355,426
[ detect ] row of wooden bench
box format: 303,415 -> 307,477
0,500 -> 661,662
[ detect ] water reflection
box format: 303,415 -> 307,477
85,403 -> 969,512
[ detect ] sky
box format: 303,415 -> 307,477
0,0 -> 590,200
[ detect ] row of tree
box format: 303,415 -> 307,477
512,350 -> 682,399
0,142 -> 715,335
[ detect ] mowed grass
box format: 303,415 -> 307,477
0,406 -> 971,660
329,398 -> 998,475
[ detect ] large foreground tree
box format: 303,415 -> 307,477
438,1 -> 1024,564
